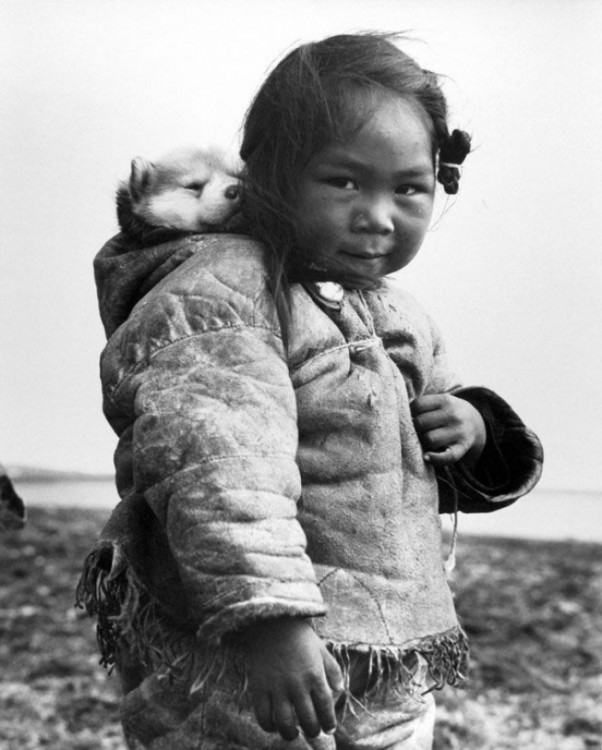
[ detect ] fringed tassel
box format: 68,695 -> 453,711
416,628 -> 470,691
76,547 -> 469,715
75,543 -> 199,681
326,628 -> 469,715
75,543 -> 238,699
75,543 -> 130,670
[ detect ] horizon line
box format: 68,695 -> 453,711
3,463 -> 601,496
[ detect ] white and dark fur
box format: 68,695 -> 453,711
116,146 -> 244,247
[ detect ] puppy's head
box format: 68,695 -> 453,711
128,147 -> 243,232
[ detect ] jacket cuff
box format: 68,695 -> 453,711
439,387 -> 543,513
196,597 -> 327,645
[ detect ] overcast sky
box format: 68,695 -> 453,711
1,0 -> 601,492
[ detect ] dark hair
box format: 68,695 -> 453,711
240,32 -> 471,339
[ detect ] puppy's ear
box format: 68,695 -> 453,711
129,157 -> 155,202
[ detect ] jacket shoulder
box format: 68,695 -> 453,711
95,233 -> 272,338
134,235 -> 274,326
149,234 -> 271,301
103,235 -> 280,373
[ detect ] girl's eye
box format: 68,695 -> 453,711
395,185 -> 418,196
325,177 -> 357,190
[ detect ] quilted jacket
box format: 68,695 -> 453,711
81,232 -> 543,688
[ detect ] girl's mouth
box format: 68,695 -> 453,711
341,251 -> 388,260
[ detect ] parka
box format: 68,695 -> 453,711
78,231 -> 543,700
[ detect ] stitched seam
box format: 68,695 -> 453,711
151,323 -> 281,356
349,571 -> 394,643
162,451 -> 296,468
317,568 -> 340,586
107,323 -> 283,401
289,337 -> 380,376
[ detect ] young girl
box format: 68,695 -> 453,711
78,32 -> 543,749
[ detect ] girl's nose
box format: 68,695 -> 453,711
351,200 -> 394,235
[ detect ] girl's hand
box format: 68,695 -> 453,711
411,394 -> 486,469
240,617 -> 343,741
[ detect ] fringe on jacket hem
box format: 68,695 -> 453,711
75,543 -> 200,679
75,544 -> 469,703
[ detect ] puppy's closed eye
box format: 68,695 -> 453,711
185,182 -> 206,192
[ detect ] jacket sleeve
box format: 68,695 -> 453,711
422,313 -> 544,514
440,386 -> 544,513
102,246 -> 326,644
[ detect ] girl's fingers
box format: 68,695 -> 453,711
419,427 -> 455,452
254,693 -> 275,734
311,686 -> 337,736
413,412 -> 445,435
424,444 -> 466,466
412,403 -> 459,436
410,394 -> 444,415
272,700 -> 300,741
322,647 -> 344,695
292,692 -> 321,740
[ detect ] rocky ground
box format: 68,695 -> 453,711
1,506 -> 601,749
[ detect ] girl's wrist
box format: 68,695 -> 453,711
239,615 -> 311,648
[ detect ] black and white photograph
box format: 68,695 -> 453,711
1,1 -> 601,747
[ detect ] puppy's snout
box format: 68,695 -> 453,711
224,184 -> 240,201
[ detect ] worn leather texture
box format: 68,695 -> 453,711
91,233 -> 543,649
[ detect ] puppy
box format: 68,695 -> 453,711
116,146 -> 244,246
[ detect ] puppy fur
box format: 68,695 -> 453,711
116,146 -> 244,247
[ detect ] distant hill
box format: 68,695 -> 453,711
4,465 -> 113,484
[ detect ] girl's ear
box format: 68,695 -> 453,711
129,157 -> 156,202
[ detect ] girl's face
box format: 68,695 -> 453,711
292,95 -> 436,288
